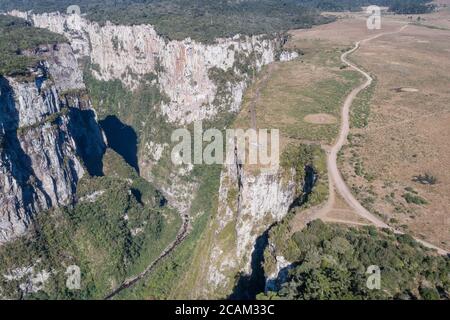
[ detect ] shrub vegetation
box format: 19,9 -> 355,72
259,220 -> 449,300
0,150 -> 181,299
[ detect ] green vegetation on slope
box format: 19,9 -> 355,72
84,67 -> 170,129
350,79 -> 376,129
83,58 -> 238,299
0,15 -> 66,76
260,220 -> 449,300
114,164 -> 222,299
0,150 -> 181,299
281,143 -> 328,206
169,144 -> 328,299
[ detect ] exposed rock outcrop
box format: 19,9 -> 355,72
8,10 -> 285,220
10,10 -> 280,125
203,154 -> 299,296
265,255 -> 292,292
279,51 -> 300,62
0,43 -> 106,243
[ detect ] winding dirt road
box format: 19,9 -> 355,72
326,25 -> 448,256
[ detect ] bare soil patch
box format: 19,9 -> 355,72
304,113 -> 337,124
393,87 -> 420,92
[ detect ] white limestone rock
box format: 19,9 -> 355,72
0,43 -> 106,243
279,51 -> 299,62
11,11 -> 279,124
203,154 -> 298,295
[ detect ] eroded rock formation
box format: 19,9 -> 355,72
12,10 -> 279,124
0,43 -> 106,243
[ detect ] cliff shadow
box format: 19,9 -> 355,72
265,263 -> 295,293
288,165 -> 317,211
228,165 -> 318,299
228,229 -> 270,300
99,115 -> 139,174
68,108 -> 106,177
0,77 -> 50,214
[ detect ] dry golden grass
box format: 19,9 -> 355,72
288,14 -> 403,46
335,11 -> 450,250
233,33 -> 363,155
230,8 -> 450,250
272,8 -> 450,250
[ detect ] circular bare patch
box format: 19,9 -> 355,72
304,113 -> 337,124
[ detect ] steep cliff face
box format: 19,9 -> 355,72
201,155 -> 299,296
11,10 -> 279,125
8,11 -> 285,217
0,43 -> 106,243
6,11 -> 300,297
196,142 -> 325,298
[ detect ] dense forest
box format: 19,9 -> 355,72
301,0 -> 434,13
0,0 -> 435,41
259,220 -> 449,300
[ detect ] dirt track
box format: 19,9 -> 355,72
326,24 -> 448,256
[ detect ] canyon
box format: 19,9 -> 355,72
0,42 -> 106,243
1,10 -> 303,298
1,0 -> 449,302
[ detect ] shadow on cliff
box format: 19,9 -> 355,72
0,77 -> 50,215
288,165 -> 317,211
228,229 -> 270,300
68,107 -> 106,176
228,165 -> 318,300
99,115 -> 139,174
